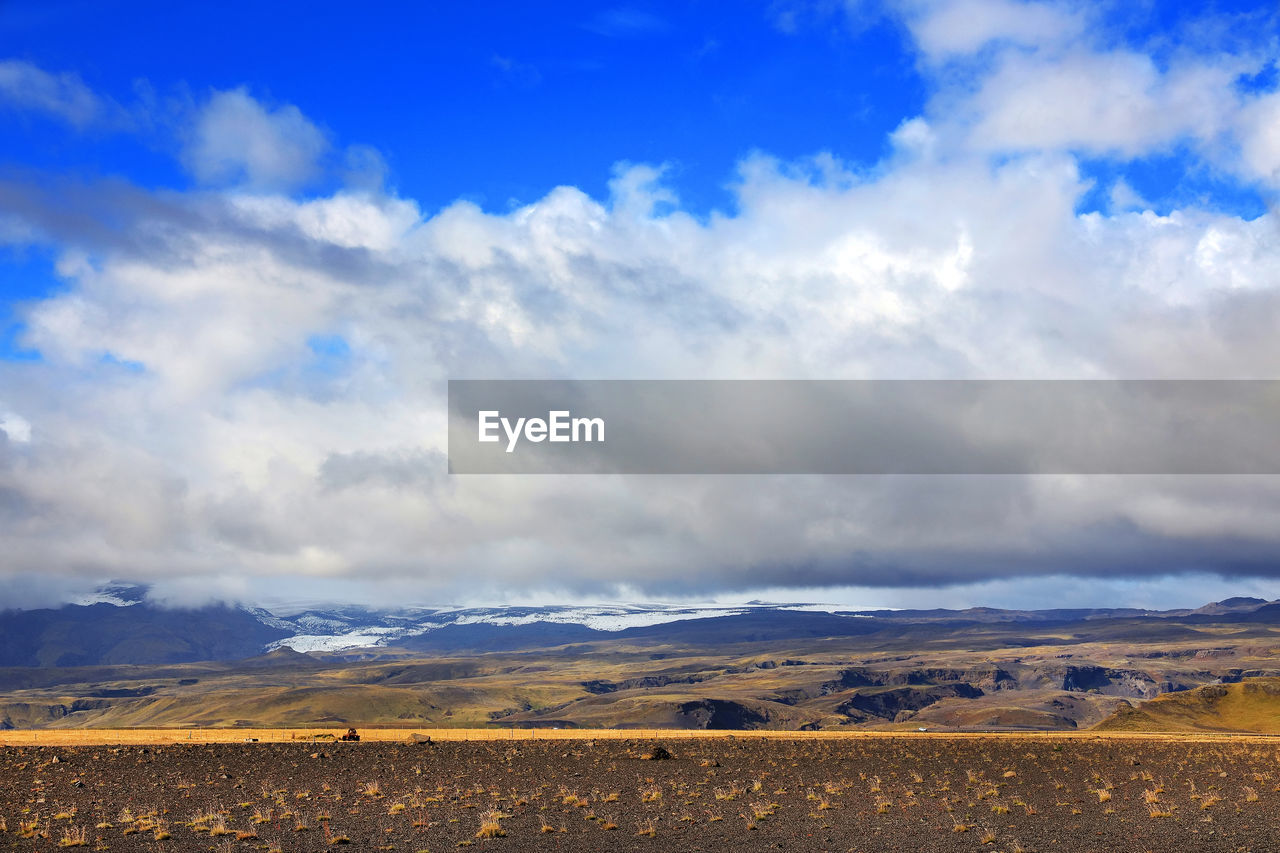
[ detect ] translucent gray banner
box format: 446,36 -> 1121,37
447,380 -> 1280,474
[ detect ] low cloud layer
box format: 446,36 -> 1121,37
3,1 -> 1280,607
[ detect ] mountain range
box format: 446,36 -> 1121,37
6,584 -> 1276,667
4,586 -> 1280,732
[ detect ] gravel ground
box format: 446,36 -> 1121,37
1,736 -> 1277,852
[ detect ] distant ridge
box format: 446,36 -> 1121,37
1187,597 -> 1270,616
0,584 -> 1278,667
0,602 -> 289,667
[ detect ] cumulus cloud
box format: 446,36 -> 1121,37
892,0 -> 1280,186
182,88 -> 329,190
965,51 -> 1238,156
3,10 -> 1280,606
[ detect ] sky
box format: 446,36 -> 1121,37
4,0 -> 1280,610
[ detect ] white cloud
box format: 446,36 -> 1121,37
231,192 -> 421,251
0,407 -> 31,442
1236,90 -> 1280,184
0,59 -> 102,127
967,50 -> 1237,156
182,88 -> 329,190
1108,178 -> 1147,212
892,1 -> 1275,186
899,0 -> 1083,61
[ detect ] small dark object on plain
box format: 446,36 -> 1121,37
339,727 -> 360,742
647,745 -> 674,760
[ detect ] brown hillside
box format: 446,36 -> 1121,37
1093,677 -> 1280,733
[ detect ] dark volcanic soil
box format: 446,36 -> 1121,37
1,736 -> 1277,852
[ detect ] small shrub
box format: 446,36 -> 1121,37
475,809 -> 506,838
58,826 -> 88,848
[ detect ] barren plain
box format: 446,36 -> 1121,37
3,733 -> 1279,852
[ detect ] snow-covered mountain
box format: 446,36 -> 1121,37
4,584 -> 1279,666
68,582 -> 148,607
257,602 -> 841,653
21,583 -> 870,659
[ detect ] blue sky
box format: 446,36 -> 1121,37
0,2 -> 926,213
5,1 -> 1280,608
4,1 -> 1272,218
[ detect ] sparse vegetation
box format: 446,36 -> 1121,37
2,730 -> 1280,850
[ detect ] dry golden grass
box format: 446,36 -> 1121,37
57,826 -> 87,848
475,808 -> 506,838
1095,680 -> 1280,733
2,727 -> 1278,747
